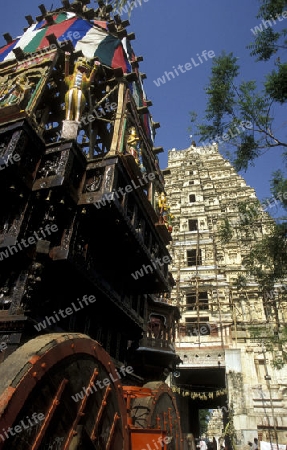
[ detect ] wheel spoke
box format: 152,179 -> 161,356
105,412 -> 119,450
63,369 -> 99,450
90,385 -> 111,441
31,378 -> 68,450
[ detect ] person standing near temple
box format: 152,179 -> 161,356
200,438 -> 208,450
252,438 -> 258,450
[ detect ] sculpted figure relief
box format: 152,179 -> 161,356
0,74 -> 33,108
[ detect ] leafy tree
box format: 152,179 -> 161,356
190,50 -> 286,172
242,221 -> 287,367
248,0 -> 287,103
190,0 -> 287,182
199,409 -> 211,435
248,0 -> 287,61
223,407 -> 237,450
218,217 -> 233,244
243,222 -> 287,286
249,324 -> 287,369
270,169 -> 287,207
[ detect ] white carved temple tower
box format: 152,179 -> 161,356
163,143 -> 287,448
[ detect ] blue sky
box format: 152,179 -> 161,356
0,0 -> 286,213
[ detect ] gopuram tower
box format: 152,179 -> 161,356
163,143 -> 287,448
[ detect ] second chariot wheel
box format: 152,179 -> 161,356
128,381 -> 183,450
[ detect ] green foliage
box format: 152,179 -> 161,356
196,52 -> 239,140
218,201 -> 262,245
205,52 -> 239,129
191,51 -> 285,173
218,218 -> 233,243
270,169 -> 287,208
265,63 -> 287,102
224,409 -> 237,450
248,28 -> 282,61
243,222 -> 287,283
199,409 -> 211,435
234,136 -> 260,171
233,274 -> 247,290
237,200 -> 261,225
249,0 -> 287,61
249,325 -> 287,369
258,0 -> 287,21
190,0 -> 287,209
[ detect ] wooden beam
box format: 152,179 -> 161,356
153,147 -> 164,155
109,82 -> 126,156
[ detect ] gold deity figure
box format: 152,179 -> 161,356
158,192 -> 167,211
127,126 -> 140,146
64,53 -> 100,122
126,126 -> 140,164
158,192 -> 174,232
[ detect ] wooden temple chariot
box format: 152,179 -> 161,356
0,1 -> 183,449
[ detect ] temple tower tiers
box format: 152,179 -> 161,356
207,409 -> 224,444
163,143 -> 287,448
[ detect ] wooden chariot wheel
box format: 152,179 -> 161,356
0,333 -> 128,450
128,381 -> 183,450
